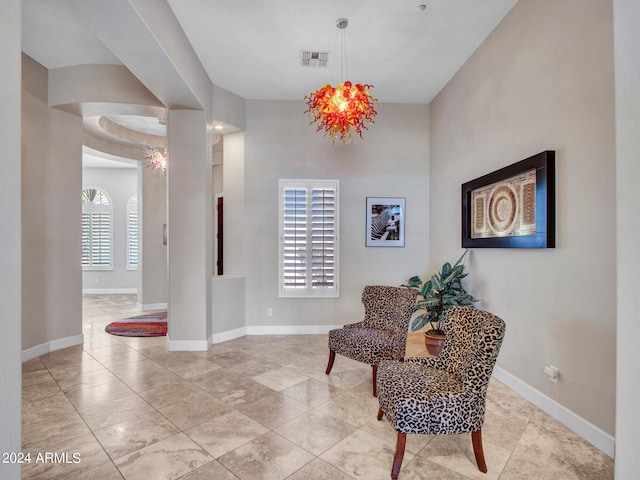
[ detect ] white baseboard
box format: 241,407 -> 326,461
166,336 -> 210,352
492,366 -> 614,457
210,324 -> 339,345
245,324 -> 342,335
82,288 -> 137,294
211,327 -> 247,344
136,302 -> 168,311
22,334 -> 84,362
165,322 -> 322,350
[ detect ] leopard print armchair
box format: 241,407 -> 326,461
376,306 -> 506,479
325,285 -> 418,397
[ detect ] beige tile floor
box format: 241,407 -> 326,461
21,294 -> 614,479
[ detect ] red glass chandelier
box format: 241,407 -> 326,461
305,80 -> 378,143
305,18 -> 378,143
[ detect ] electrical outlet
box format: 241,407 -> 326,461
544,365 -> 559,383
267,307 -> 273,317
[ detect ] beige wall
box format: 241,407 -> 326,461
430,0 -> 615,437
614,0 -> 640,475
0,1 -> 23,476
213,84 -> 246,131
22,54 -> 83,352
242,101 -> 430,327
221,132 -> 246,277
48,64 -> 163,115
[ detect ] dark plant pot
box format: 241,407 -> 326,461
424,330 -> 445,356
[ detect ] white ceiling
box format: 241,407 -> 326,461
22,0 -> 518,105
167,0 -> 518,103
22,0 -> 518,167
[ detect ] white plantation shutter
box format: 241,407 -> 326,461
280,180 -> 339,297
282,187 -> 307,288
127,212 -> 139,266
310,187 -> 335,288
90,212 -> 112,265
81,187 -> 113,270
126,195 -> 139,270
81,212 -> 91,266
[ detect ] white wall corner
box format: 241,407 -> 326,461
492,366 -> 614,457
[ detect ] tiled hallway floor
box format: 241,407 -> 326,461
21,294 -> 613,479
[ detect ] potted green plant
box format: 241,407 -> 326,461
402,249 -> 477,355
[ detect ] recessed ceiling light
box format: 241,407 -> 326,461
417,4 -> 427,12
214,125 -> 223,130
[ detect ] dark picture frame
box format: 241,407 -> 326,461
461,151 -> 555,248
366,197 -> 405,247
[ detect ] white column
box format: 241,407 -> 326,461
137,161 -> 168,310
614,0 -> 640,477
166,109 -> 212,350
0,1 -> 22,478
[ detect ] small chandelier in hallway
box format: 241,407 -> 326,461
144,146 -> 167,175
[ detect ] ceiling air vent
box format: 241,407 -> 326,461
300,51 -> 329,67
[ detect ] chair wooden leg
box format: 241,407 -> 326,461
372,364 -> 378,397
471,428 -> 487,473
377,407 -> 384,421
325,349 -> 336,375
391,433 -> 407,479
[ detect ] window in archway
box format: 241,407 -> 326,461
126,195 -> 139,270
81,187 -> 113,270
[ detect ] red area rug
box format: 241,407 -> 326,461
105,311 -> 167,337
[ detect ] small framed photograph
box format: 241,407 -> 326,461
366,197 -> 405,247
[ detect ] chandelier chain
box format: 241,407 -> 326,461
304,16 -> 378,143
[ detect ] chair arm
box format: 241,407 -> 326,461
343,320 -> 366,329
391,331 -> 408,343
406,355 -> 443,369
390,330 -> 410,359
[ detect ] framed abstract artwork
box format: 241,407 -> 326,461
461,151 -> 555,248
366,197 -> 405,247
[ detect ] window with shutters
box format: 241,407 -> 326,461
279,179 -> 339,297
126,195 -> 139,270
81,187 -> 113,270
